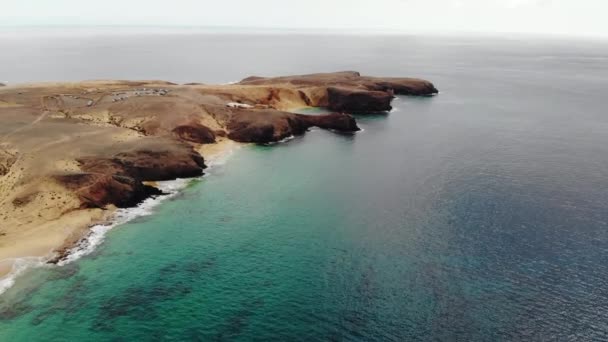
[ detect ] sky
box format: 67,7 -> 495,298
1,0 -> 606,37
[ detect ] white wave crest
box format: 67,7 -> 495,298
0,257 -> 47,295
57,177 -> 191,266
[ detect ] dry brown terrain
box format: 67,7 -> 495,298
0,72 -> 437,277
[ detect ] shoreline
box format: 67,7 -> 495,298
0,72 -> 438,296
0,107 -> 356,292
0,138 -> 241,294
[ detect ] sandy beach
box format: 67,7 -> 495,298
0,137 -> 240,280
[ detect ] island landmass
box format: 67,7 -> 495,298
0,71 -> 437,277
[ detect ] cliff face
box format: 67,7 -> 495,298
172,124 -> 216,144
226,109 -> 359,143
0,72 -> 437,263
78,145 -> 207,182
54,173 -> 162,209
56,143 -> 208,209
238,71 -> 439,93
364,77 -> 438,96
238,71 -> 438,111
327,87 -> 393,113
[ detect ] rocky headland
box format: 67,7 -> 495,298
0,72 -> 437,274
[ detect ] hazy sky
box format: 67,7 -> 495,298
1,0 -> 606,37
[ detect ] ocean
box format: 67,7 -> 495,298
1,29 -> 608,341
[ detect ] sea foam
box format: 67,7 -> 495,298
0,257 -> 46,295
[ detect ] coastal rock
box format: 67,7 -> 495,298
58,143 -> 205,209
238,71 -> 438,96
297,113 -> 360,132
54,172 -> 162,208
0,83 -> 5,87
172,123 -> 216,144
227,109 -> 359,143
78,146 -> 206,182
327,87 -> 393,113
227,109 -> 299,143
365,77 -> 439,96
239,71 -> 363,87
0,149 -> 17,176
237,71 -> 437,113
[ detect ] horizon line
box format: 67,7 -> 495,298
0,25 -> 606,41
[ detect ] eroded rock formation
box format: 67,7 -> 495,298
54,172 -> 162,209
327,87 -> 393,113
172,123 -> 216,144
78,146 -> 206,182
227,109 -> 359,143
239,71 -> 438,112
53,142 -> 208,208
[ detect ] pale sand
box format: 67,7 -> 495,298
197,137 -> 243,164
0,101 -> 22,108
0,208 -> 110,278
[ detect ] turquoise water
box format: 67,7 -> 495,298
1,115 -> 440,340
2,33 -> 608,340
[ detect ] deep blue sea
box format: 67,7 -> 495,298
1,29 -> 608,341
